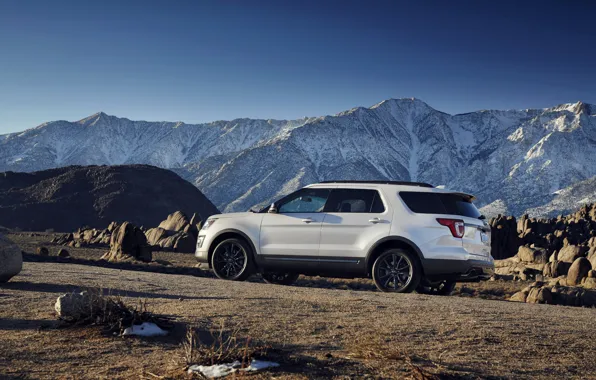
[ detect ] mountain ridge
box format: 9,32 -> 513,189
1,98 -> 595,217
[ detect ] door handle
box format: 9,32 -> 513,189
369,218 -> 381,224
302,218 -> 313,223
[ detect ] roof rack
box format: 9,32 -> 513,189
319,180 -> 434,188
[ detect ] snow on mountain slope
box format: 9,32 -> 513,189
1,99 -> 595,215
522,176 -> 596,218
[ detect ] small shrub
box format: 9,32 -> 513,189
59,288 -> 173,334
182,320 -> 268,367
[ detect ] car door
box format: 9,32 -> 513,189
259,188 -> 332,265
319,188 -> 392,272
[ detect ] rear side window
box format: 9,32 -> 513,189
324,189 -> 386,213
399,192 -> 481,218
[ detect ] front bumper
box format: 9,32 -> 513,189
195,234 -> 210,263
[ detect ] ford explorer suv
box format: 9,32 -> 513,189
195,181 -> 493,294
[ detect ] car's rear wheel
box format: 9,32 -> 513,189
416,280 -> 456,296
372,249 -> 421,293
211,238 -> 253,281
261,272 -> 299,285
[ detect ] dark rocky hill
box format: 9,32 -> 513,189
0,165 -> 219,232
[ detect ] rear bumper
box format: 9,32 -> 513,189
422,257 -> 494,282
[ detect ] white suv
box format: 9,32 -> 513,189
195,181 -> 493,294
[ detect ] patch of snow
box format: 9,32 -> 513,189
187,360 -> 279,378
122,322 -> 168,337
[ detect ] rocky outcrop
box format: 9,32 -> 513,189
52,226 -> 114,248
510,281 -> 596,307
144,211 -> 201,253
567,257 -> 592,286
489,215 -> 519,260
493,203 -> 596,284
101,222 -> 152,262
0,233 -> 22,283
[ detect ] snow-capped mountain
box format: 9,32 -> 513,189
1,98 -> 595,216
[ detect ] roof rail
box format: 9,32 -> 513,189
319,180 -> 434,188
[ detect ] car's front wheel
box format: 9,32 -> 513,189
372,249 -> 421,293
262,272 -> 299,285
211,238 -> 253,281
416,280 -> 456,296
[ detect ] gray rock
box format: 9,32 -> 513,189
558,245 -> 587,263
55,291 -> 95,320
567,257 -> 592,286
101,222 -> 152,262
0,234 -> 22,283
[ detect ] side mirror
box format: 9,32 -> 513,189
268,203 -> 278,214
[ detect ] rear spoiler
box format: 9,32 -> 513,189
448,192 -> 477,202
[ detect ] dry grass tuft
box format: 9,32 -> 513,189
182,320 -> 269,367
59,288 -> 173,334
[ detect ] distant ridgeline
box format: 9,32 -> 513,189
0,165 -> 219,232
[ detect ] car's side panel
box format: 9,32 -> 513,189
259,213 -> 325,257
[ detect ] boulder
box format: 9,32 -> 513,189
57,248 -> 70,258
101,222 -> 152,262
145,227 -> 169,246
526,287 -> 553,304
582,277 -> 596,289
557,245 -> 586,263
0,234 -> 22,283
37,246 -> 49,256
158,211 -> 190,232
489,215 -> 519,260
588,247 -> 596,269
173,233 -> 196,253
509,291 -> 528,303
55,291 -> 99,320
543,260 -> 571,278
567,257 -> 592,286
517,246 -> 548,264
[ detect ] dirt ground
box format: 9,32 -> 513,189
1,233 -> 595,379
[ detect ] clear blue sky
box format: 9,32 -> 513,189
1,0 -> 594,134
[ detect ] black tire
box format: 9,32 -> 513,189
262,272 -> 300,286
416,280 -> 456,296
372,248 -> 421,293
211,238 -> 254,281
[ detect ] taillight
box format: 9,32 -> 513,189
437,218 -> 465,238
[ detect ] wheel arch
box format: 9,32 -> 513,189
207,229 -> 258,268
365,236 -> 425,276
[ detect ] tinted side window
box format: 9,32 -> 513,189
399,192 -> 447,214
399,192 -> 481,218
324,189 -> 385,213
278,188 -> 331,213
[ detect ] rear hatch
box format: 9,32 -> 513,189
399,191 -> 491,258
438,193 -> 491,258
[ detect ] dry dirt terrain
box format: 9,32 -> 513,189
1,233 -> 595,379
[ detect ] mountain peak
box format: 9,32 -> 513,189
77,111 -> 111,126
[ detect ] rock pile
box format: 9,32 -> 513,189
52,211 -> 202,253
51,222 -> 120,247
101,222 -> 152,262
510,281 -> 596,307
492,203 -> 596,286
489,203 -> 596,261
144,211 -> 201,253
0,233 -> 22,283
489,215 -> 519,259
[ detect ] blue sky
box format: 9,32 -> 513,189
0,0 -> 594,134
